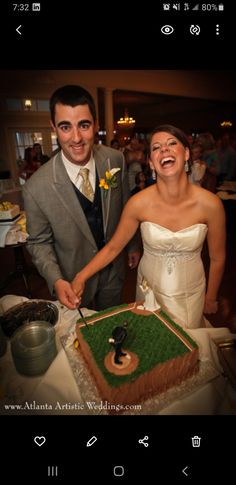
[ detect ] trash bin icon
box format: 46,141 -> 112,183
191,435 -> 201,447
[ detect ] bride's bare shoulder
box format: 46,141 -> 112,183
130,184 -> 156,201
141,185 -> 157,197
193,185 -> 224,211
194,184 -> 219,200
126,185 -> 156,215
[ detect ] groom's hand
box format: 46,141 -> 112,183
54,279 -> 80,309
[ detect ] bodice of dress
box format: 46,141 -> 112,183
140,222 -> 208,275
137,222 -> 208,329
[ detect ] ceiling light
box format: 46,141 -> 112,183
24,98 -> 32,110
117,108 -> 135,126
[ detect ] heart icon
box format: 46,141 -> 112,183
34,436 -> 46,447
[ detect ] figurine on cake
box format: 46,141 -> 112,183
109,321 -> 128,365
138,278 -> 161,311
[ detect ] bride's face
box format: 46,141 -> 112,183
149,131 -> 189,177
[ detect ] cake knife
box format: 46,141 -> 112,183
77,306 -> 89,329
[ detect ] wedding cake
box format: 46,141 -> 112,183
76,302 -> 199,410
0,202 -> 20,221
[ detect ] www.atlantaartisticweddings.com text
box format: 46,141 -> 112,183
3,400 -> 142,412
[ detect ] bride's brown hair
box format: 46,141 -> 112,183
150,124 -> 191,150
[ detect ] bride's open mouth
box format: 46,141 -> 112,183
160,156 -> 175,168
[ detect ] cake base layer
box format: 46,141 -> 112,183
76,303 -> 199,410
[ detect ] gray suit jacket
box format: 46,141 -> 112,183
23,145 -> 137,304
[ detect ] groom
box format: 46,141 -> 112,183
23,85 -> 140,310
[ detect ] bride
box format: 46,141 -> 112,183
72,125 -> 226,329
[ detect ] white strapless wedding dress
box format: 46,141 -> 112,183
136,222 -> 208,329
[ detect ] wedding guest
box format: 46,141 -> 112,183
198,132 -> 218,193
110,139 -> 120,150
189,143 -> 206,186
216,133 -> 236,183
131,171 -> 147,195
124,136 -> 146,191
18,146 -> 40,182
33,143 -> 50,165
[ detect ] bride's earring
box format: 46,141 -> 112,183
184,160 -> 189,172
152,169 -> 156,180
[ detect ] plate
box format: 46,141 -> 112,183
0,214 -> 21,225
0,300 -> 59,338
11,321 -> 57,376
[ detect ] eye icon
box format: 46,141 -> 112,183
161,25 -> 174,35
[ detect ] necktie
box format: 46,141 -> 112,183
80,168 -> 94,202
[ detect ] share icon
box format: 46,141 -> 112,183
138,435 -> 149,447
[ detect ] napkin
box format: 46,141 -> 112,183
0,222 -> 25,247
0,294 -> 29,315
187,326 -> 232,374
30,348 -> 83,413
5,225 -> 21,245
0,225 -> 11,247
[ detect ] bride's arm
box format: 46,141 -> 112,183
71,197 -> 140,297
204,195 -> 226,314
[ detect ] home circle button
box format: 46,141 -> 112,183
113,465 -> 125,477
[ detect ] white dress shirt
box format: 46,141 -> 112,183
61,151 -> 96,192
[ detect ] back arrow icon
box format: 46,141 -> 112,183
16,25 -> 22,35
182,466 -> 189,476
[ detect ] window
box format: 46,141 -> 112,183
15,132 -> 43,160
51,132 -> 60,154
6,98 -> 49,112
6,98 -> 22,111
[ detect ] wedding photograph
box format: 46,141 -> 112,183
0,69 -> 235,418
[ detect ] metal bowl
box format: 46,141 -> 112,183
0,300 -> 59,338
11,321 -> 57,376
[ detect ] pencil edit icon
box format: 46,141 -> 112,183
86,436 -> 98,447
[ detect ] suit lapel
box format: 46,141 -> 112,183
52,154 -> 97,248
94,146 -> 111,235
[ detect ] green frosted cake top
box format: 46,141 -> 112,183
77,304 -> 198,388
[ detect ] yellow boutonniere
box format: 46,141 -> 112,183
99,168 -> 121,194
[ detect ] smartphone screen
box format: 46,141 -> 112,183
0,2 -> 235,482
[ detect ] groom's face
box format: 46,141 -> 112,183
51,103 -> 97,166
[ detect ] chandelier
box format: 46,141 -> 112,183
117,108 -> 135,126
220,120 -> 232,127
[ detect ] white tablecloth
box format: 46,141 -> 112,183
0,295 -> 236,415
